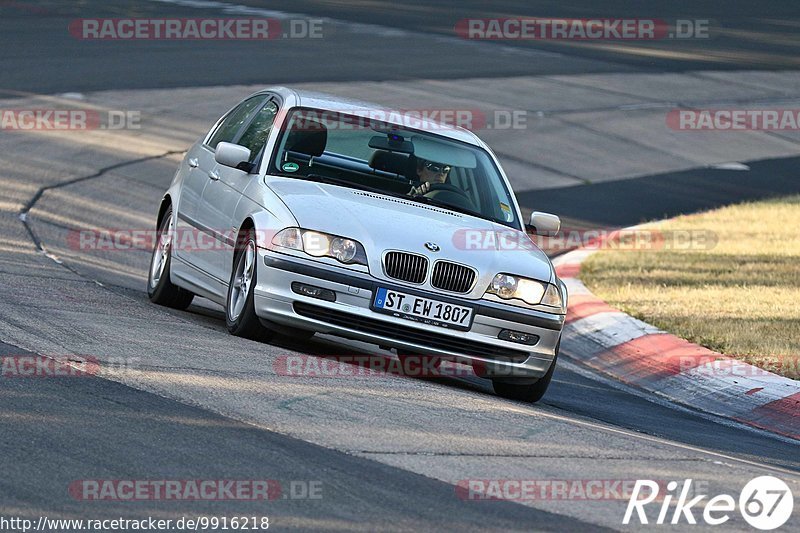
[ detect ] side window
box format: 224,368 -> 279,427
237,100 -> 279,161
206,96 -> 267,150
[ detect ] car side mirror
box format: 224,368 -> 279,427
526,211 -> 561,236
215,142 -> 253,171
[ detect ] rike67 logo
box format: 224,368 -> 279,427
624,477 -> 794,530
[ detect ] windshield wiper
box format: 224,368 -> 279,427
304,173 -> 416,201
406,194 -> 485,219
304,174 -> 388,195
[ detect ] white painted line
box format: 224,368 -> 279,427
710,162 -> 750,171
58,92 -> 85,101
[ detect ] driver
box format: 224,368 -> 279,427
409,158 -> 451,195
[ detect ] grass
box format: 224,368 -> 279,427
580,194 -> 800,379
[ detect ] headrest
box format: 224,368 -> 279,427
285,118 -> 327,157
369,150 -> 411,177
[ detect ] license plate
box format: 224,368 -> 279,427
372,288 -> 473,330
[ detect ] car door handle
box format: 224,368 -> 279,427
188,158 -> 199,168
208,170 -> 221,181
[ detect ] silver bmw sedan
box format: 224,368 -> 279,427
148,87 -> 567,402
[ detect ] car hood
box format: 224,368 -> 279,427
267,177 -> 554,297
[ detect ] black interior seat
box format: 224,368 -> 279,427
368,150 -> 411,179
284,118 -> 328,161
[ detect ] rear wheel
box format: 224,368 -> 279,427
226,229 -> 274,342
492,341 -> 559,403
147,207 -> 194,310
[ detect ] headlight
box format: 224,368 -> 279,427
330,237 -> 358,263
273,228 -> 367,266
489,274 -> 518,299
302,231 -> 330,257
485,273 -> 559,307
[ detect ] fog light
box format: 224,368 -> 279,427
292,282 -> 336,302
498,329 -> 539,346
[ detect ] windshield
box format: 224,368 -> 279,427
270,107 -> 520,228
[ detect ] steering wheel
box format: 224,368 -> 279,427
423,182 -> 472,201
422,183 -> 480,213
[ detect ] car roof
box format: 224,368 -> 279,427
258,86 -> 484,146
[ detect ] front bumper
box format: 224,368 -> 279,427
254,250 -> 564,380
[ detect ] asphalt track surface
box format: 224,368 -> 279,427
1,1 -> 800,531
527,155 -> 800,227
0,341 -> 596,532
4,0 -> 800,95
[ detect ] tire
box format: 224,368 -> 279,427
147,207 -> 194,310
492,341 -> 559,403
226,229 -> 274,341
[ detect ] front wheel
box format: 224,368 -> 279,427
492,341 -> 559,403
226,230 -> 274,342
147,207 -> 194,310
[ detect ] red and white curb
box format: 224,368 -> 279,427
552,248 -> 800,441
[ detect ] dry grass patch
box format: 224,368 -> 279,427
581,195 -> 800,379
